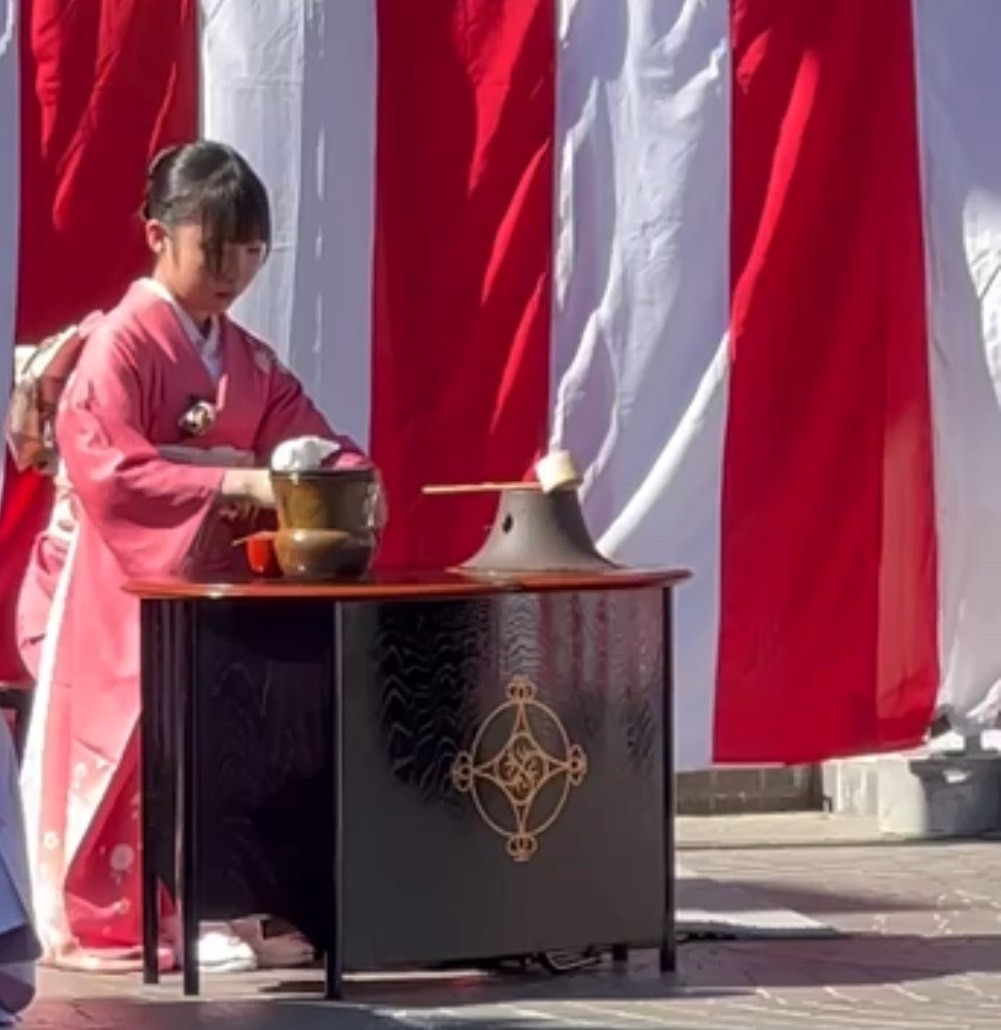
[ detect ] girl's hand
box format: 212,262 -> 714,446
220,468 -> 275,509
372,473 -> 389,530
219,499 -> 259,523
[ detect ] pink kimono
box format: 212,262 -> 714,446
17,281 -> 366,969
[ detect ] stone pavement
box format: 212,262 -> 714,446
22,813 -> 1001,1028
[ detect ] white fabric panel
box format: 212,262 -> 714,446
552,0 -> 731,769
913,0 -> 1001,730
0,0 -> 18,505
199,0 -> 377,446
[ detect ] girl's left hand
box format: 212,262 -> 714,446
219,500 -> 259,523
372,472 -> 389,530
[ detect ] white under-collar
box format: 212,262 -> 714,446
140,277 -> 221,382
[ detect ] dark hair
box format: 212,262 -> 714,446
141,141 -> 271,273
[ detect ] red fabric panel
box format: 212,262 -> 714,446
715,0 -> 939,761
0,0 -> 199,681
370,0 -> 554,567
0,461 -> 50,682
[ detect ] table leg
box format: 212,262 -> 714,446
659,586 -> 676,974
325,600 -> 345,1001
176,600 -> 201,997
140,600 -> 160,985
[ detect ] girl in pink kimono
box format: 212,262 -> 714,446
16,141 -> 373,974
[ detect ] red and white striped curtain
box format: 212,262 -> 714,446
2,0 -> 1000,770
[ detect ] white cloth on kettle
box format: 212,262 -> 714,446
270,436 -> 341,472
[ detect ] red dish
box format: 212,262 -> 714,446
242,531 -> 281,577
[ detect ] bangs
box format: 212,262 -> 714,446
143,141 -> 273,272
196,171 -> 271,271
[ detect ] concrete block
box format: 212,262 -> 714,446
824,747 -> 1001,837
821,755 -> 881,817
878,752 -> 1001,837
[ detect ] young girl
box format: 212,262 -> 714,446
15,141 -> 374,974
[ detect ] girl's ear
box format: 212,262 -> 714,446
145,219 -> 169,256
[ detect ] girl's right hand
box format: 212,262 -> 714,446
220,468 -> 275,509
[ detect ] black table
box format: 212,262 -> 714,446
127,566 -> 689,998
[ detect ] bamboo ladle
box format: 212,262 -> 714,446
422,450 -> 581,497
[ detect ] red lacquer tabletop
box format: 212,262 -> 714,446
124,566 -> 691,602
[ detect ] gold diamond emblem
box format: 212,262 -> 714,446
452,676 -> 587,862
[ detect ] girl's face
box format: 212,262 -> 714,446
145,219 -> 266,321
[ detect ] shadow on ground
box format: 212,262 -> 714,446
26,932 -> 1001,1028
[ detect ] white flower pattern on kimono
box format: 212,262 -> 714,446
108,843 -> 135,885
252,344 -> 272,375
250,339 -> 291,377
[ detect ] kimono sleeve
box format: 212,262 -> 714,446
56,329 -> 225,577
252,344 -> 370,469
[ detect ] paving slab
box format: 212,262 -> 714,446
22,813 -> 1001,1028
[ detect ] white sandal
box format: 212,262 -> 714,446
162,917 -> 257,974
229,916 -> 315,969
193,924 -> 257,973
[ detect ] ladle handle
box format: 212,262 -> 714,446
422,481 -> 541,495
